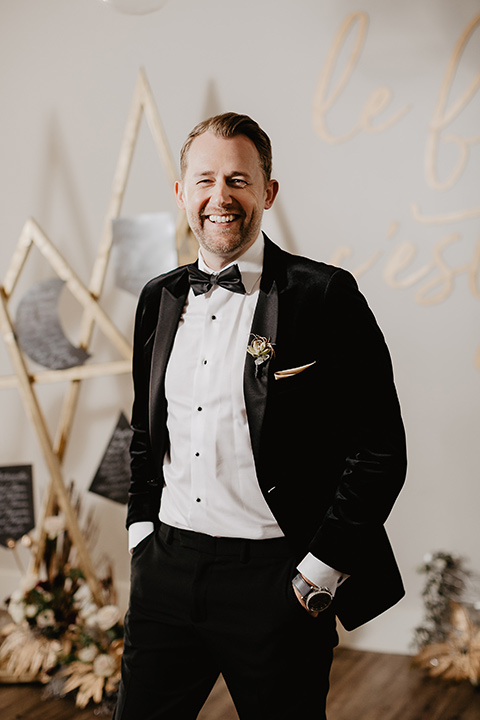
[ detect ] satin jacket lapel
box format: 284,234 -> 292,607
149,270 -> 190,449
244,237 -> 285,470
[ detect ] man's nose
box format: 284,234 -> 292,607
211,180 -> 232,205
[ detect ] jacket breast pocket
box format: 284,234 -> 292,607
274,360 -> 316,381
272,360 -> 317,396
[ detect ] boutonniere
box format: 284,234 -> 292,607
247,335 -> 275,378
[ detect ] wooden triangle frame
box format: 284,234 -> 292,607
0,69 -> 196,604
0,219 -> 131,604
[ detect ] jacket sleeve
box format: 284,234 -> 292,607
126,286 -> 163,529
308,268 -> 407,575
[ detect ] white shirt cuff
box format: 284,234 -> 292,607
297,553 -> 349,596
128,521 -> 155,554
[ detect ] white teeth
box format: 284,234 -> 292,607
208,215 -> 235,223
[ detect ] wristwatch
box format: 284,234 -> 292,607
292,573 -> 333,613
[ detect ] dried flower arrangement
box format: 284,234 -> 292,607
1,500 -> 124,712
412,551 -> 480,686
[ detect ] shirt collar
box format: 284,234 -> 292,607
197,232 -> 264,295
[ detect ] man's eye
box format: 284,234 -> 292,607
231,179 -> 247,187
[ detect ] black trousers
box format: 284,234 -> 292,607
114,523 -> 338,720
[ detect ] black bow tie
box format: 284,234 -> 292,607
188,264 -> 246,296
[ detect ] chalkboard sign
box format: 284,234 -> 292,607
89,413 -> 132,504
15,277 -> 90,370
0,465 -> 35,547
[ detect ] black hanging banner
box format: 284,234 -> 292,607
0,465 -> 35,547
89,412 -> 132,505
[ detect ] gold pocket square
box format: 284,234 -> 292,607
274,361 -> 316,380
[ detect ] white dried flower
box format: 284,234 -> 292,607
8,599 -> 26,625
94,605 -> 122,631
78,602 -> 98,620
81,602 -> 100,621
74,583 -> 93,607
78,644 -> 100,663
25,604 -> 38,618
93,653 -> 116,678
10,590 -> 23,603
36,609 -> 56,627
44,514 -> 65,540
20,572 -> 39,593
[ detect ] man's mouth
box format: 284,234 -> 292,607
207,214 -> 237,224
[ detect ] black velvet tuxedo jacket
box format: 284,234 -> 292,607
127,235 -> 407,631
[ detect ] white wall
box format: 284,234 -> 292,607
1,0 -> 479,654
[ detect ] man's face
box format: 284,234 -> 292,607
175,132 -> 278,268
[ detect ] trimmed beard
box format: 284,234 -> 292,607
188,209 -> 262,260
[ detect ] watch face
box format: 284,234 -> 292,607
306,589 -> 332,613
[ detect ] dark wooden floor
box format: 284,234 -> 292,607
1,648 -> 479,719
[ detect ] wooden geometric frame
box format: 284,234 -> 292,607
0,220 -> 128,604
0,68 -> 195,605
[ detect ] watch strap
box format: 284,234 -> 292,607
292,573 -> 316,599
292,573 -> 333,612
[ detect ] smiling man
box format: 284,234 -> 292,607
114,113 -> 407,720
175,128 -> 277,268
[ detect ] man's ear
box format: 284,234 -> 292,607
264,179 -> 279,210
174,180 -> 185,209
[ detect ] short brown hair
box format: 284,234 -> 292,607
180,112 -> 273,183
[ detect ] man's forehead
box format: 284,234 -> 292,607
186,132 -> 261,171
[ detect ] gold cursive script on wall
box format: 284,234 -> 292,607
314,11 -> 480,368
426,13 -> 480,191
313,12 -> 410,143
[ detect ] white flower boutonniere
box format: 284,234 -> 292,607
247,335 -> 275,377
